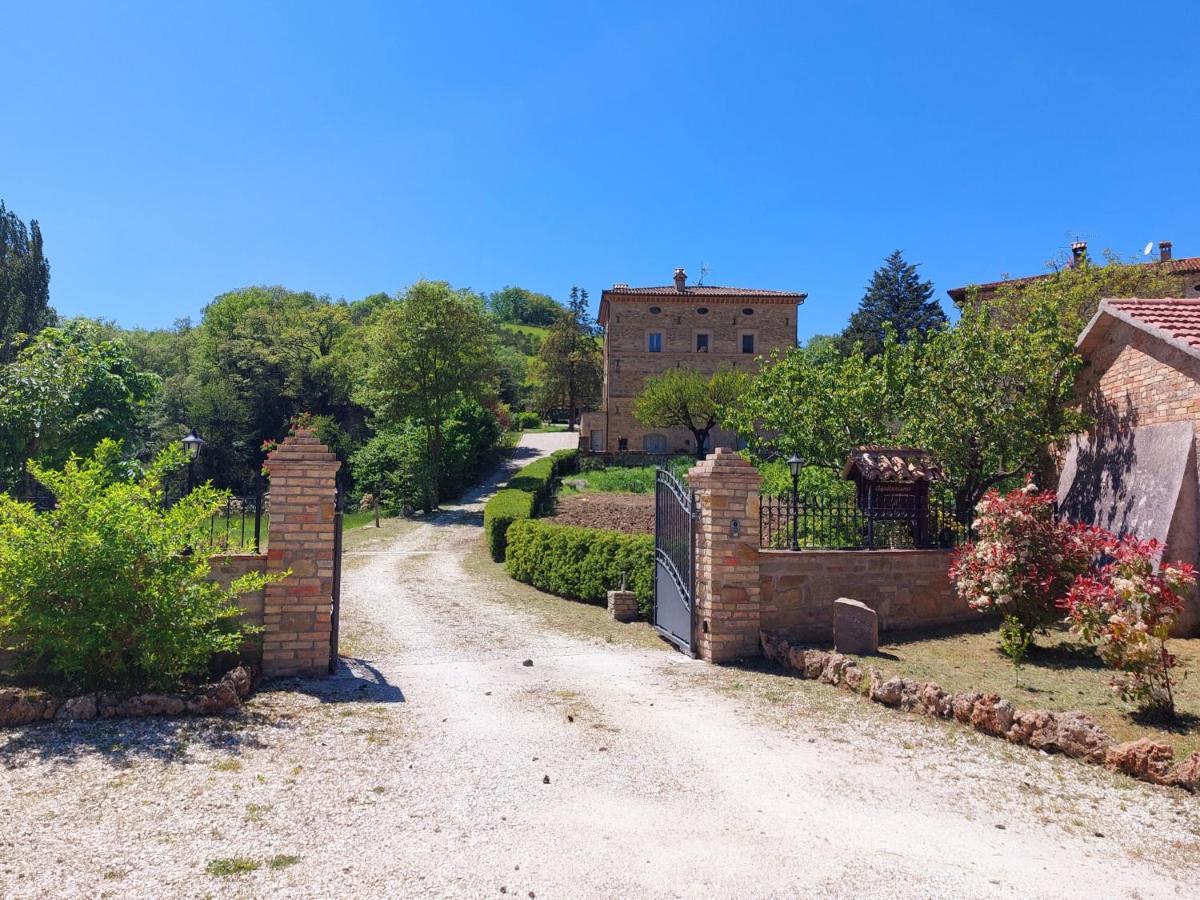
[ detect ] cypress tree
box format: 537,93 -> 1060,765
0,200 -> 54,363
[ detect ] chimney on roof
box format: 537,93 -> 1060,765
673,268 -> 686,293
1160,240 -> 1173,262
1071,241 -> 1087,266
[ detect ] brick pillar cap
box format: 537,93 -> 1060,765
686,449 -> 762,487
263,428 -> 342,475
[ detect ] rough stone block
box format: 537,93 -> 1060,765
833,597 -> 878,655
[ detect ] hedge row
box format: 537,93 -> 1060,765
483,448 -> 579,561
504,519 -> 654,615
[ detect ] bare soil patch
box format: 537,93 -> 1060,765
546,491 -> 653,534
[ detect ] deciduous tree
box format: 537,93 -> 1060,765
532,311 -> 602,431
634,366 -> 750,460
360,281 -> 498,511
0,320 -> 158,484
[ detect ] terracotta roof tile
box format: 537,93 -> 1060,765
842,446 -> 944,483
603,284 -> 806,299
1107,298 -> 1200,350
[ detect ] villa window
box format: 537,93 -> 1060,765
648,331 -> 663,353
741,332 -> 756,354
695,332 -> 710,353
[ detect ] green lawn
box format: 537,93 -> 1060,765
500,323 -> 551,340
562,456 -> 694,494
842,621 -> 1200,758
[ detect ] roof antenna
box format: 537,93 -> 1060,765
1143,241 -> 1155,256
698,262 -> 710,286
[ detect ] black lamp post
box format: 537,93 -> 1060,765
182,428 -> 206,493
788,454 -> 803,550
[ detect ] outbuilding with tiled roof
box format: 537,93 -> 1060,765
1058,297 -> 1200,635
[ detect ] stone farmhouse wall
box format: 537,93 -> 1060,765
759,549 -> 970,642
585,293 -> 799,455
687,450 -> 974,663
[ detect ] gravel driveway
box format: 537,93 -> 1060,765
3,430 -> 1199,898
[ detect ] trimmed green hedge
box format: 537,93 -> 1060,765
482,448 -> 580,561
505,519 -> 653,616
484,489 -> 536,561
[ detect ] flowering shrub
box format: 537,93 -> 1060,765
950,479 -> 1100,640
1061,536 -> 1195,717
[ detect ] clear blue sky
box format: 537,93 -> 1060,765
4,1 -> 1199,340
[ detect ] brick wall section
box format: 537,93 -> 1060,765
759,549 -> 972,642
1076,317 -> 1200,430
209,553 -> 268,666
687,449 -> 763,662
261,429 -> 341,677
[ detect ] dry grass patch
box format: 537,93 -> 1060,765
843,621 -> 1200,756
462,542 -> 666,652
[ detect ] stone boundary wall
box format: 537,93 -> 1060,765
758,548 -> 974,642
685,451 -> 978,661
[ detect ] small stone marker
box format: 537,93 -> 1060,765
833,597 -> 878,655
607,589 -> 638,622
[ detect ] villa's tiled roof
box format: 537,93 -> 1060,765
1107,298 -> 1200,350
603,284 -> 806,299
842,446 -> 944,483
947,257 -> 1200,304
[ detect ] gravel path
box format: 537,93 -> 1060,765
2,430 -> 1199,898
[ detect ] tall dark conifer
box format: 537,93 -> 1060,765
0,201 -> 54,363
838,250 -> 945,357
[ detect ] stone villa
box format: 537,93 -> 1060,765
579,269 -> 805,455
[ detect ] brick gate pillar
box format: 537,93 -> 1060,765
262,428 -> 341,678
687,448 -> 763,662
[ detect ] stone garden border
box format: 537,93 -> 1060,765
759,631 -> 1200,793
0,665 -> 255,727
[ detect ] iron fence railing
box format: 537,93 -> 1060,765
3,474 -> 266,554
759,492 -> 970,551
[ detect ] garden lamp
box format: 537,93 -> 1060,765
182,428 -> 206,458
182,428 -> 205,493
788,454 -> 803,550
787,454 -> 803,479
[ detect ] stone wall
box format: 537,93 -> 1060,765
758,549 -> 972,642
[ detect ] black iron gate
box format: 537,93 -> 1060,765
653,469 -> 697,656
329,489 -> 345,675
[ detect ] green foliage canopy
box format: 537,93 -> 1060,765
0,320 -> 159,484
360,281 -> 498,510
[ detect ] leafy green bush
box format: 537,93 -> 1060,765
0,441 -> 274,692
512,411 -> 542,430
505,519 -> 653,615
484,489 -> 536,561
350,400 -> 501,513
548,447 -> 579,477
348,426 -> 428,514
